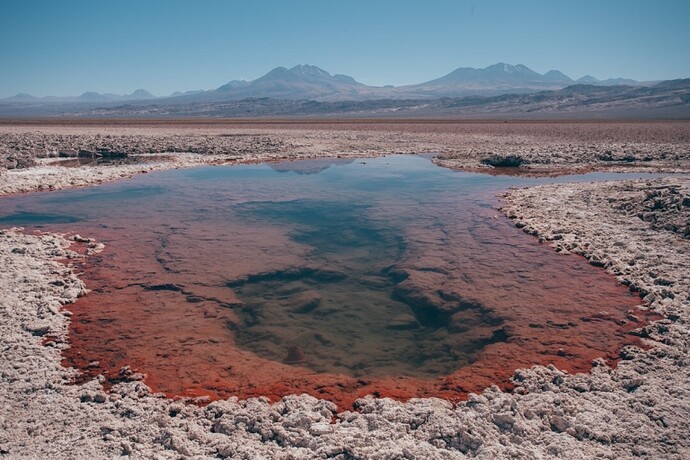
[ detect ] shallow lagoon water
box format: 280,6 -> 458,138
0,155 -> 655,404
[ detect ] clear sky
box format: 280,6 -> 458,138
1,0 -> 689,98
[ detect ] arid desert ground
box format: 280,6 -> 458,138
1,120 -> 689,459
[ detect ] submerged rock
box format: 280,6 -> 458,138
288,291 -> 321,314
481,154 -> 524,168
284,345 -> 306,364
386,313 -> 420,330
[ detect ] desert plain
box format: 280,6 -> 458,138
1,119 -> 689,459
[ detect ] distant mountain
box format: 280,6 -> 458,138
169,90 -> 205,97
0,63 -> 667,105
209,64 -> 366,101
599,77 -> 643,86
440,63 -> 546,83
2,89 -> 157,103
393,63 -> 579,97
576,75 -> 600,84
78,91 -> 118,101
2,79 -> 688,119
543,70 -> 573,83
154,63 -> 631,103
77,89 -> 156,101
157,64 -> 371,103
3,93 -> 39,102
216,80 -> 249,92
576,75 -> 642,86
129,89 -> 155,99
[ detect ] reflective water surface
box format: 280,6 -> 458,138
0,156 -> 656,406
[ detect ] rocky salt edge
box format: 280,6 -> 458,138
1,122 -> 689,458
2,122 -> 690,196
0,152 -> 342,197
1,172 -> 689,458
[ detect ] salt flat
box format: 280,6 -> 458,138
1,120 -> 689,459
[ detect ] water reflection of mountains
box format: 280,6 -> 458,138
270,158 -> 354,175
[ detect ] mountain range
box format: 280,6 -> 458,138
2,63 -> 687,119
1,63 -> 655,104
2,78 -> 682,119
3,88 -> 157,103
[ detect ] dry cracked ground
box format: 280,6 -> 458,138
1,120 -> 689,459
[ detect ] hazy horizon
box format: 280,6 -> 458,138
2,0 -> 689,98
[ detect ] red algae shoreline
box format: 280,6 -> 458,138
65,284 -> 656,411
56,200 -> 655,410
0,185 -> 687,458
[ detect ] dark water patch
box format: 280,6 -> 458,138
0,211 -> 81,225
269,158 -> 355,175
46,154 -> 173,168
228,266 -> 347,287
229,198 -> 475,378
40,185 -> 166,205
229,263 -> 507,378
235,199 -> 406,258
144,283 -> 184,292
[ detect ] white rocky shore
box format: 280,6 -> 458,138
2,119 -> 690,458
2,121 -> 690,193
2,163 -> 690,458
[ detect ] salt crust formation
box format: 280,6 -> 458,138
1,122 -> 689,458
1,177 -> 688,458
2,121 -> 690,195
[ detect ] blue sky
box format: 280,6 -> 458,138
1,0 -> 689,97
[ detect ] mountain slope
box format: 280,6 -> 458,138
209,65 -> 367,101
398,63 -> 576,97
543,70 -> 573,83
159,65 -> 372,103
